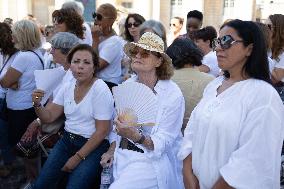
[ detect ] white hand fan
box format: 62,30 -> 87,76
112,82 -> 158,126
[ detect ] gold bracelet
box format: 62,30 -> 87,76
76,152 -> 86,160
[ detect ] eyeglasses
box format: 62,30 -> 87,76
129,48 -> 160,58
126,22 -> 140,28
213,35 -> 243,51
52,16 -> 64,24
92,12 -> 113,21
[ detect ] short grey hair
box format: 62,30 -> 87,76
62,1 -> 84,16
50,32 -> 80,54
139,20 -> 167,50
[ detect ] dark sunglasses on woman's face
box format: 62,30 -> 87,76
129,48 -> 151,58
213,35 -> 243,51
129,47 -> 161,58
92,12 -> 113,21
127,22 -> 140,28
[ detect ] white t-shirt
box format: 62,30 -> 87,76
0,52 -> 19,99
273,52 -> 284,82
179,77 -> 284,188
202,51 -> 220,77
7,49 -> 44,110
53,79 -> 114,138
97,36 -> 124,84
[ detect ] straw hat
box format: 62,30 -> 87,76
124,32 -> 172,65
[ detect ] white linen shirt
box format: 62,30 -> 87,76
111,76 -> 185,189
178,77 -> 284,189
53,79 -> 114,138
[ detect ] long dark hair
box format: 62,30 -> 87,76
124,13 -> 145,42
221,19 -> 271,83
0,22 -> 18,56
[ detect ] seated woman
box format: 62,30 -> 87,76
101,32 -> 185,189
31,44 -> 114,189
179,20 -> 284,189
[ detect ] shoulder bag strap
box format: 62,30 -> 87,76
0,52 -> 17,75
27,50 -> 44,69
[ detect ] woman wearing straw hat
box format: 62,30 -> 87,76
101,32 -> 185,189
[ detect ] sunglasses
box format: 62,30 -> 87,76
127,22 -> 140,28
129,48 -> 160,58
213,35 -> 243,50
92,12 -> 113,21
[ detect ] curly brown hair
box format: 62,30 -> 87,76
52,8 -> 84,39
0,22 -> 17,56
269,14 -> 284,60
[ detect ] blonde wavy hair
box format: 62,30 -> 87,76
12,20 -> 41,51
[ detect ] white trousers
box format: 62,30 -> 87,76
110,149 -> 158,189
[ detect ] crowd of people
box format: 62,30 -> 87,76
0,1 -> 284,189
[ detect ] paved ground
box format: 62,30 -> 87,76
0,158 -> 27,189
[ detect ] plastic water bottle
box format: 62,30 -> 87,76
100,166 -> 112,189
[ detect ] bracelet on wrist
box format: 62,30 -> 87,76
76,152 -> 86,161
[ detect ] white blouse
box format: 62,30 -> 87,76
111,76 -> 185,189
179,77 -> 284,189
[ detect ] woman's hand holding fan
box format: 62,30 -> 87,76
112,82 -> 158,127
114,116 -> 142,142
